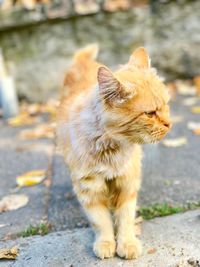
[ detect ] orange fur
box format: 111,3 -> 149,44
56,45 -> 171,260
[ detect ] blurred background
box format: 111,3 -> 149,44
0,0 -> 200,244
0,0 -> 200,103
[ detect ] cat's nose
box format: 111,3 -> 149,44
164,122 -> 172,129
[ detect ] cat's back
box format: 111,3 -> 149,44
59,44 -> 101,113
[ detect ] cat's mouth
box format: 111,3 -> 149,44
138,125 -> 171,144
120,123 -> 171,144
150,127 -> 171,142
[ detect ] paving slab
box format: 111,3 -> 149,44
48,154 -> 88,231
1,92 -> 200,238
0,121 -> 53,240
141,95 -> 200,205
0,210 -> 200,267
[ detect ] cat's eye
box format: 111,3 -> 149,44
145,111 -> 156,117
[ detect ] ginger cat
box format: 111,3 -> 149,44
57,45 -> 171,260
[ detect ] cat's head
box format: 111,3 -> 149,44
97,47 -> 171,144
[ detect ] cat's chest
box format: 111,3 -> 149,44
94,154 -> 133,178
68,122 -> 141,179
92,143 -> 139,179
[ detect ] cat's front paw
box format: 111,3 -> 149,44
117,237 -> 142,260
93,240 -> 116,259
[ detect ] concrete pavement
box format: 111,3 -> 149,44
0,121 -> 53,240
0,210 -> 200,267
0,92 -> 200,266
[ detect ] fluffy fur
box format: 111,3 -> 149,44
57,44 -> 171,260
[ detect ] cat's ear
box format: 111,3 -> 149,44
128,47 -> 150,69
97,67 -> 136,106
74,43 -> 99,61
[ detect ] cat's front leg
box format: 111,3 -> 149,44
90,205 -> 116,259
74,175 -> 116,259
114,190 -> 142,260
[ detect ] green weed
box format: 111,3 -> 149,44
21,223 -> 50,237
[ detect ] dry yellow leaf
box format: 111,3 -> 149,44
18,124 -> 54,140
42,105 -> 57,118
20,103 -> 42,115
7,113 -> 37,127
0,247 -> 18,260
194,75 -> 200,96
17,170 -> 46,187
147,248 -> 157,255
20,101 -> 58,120
193,128 -> 200,135
0,194 -> 29,212
182,97 -> 198,106
191,106 -> 200,114
162,137 -> 187,147
24,103 -> 41,115
37,103 -> 57,121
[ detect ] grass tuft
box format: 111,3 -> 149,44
20,223 -> 50,238
139,203 -> 200,220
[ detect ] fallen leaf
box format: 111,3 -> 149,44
187,121 -> 200,130
21,103 -> 41,115
193,128 -> 200,135
147,248 -> 157,254
20,100 -> 58,121
0,247 -> 18,260
171,115 -> 183,124
7,113 -> 38,127
191,106 -> 200,114
162,137 -> 187,147
42,106 -> 57,120
18,124 -> 55,140
174,180 -> 180,185
0,194 -> 29,212
182,97 -> 198,106
104,0 -> 130,12
16,170 -> 46,187
194,75 -> 200,96
175,80 -> 196,96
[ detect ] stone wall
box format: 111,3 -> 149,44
0,0 -> 147,31
0,0 -> 199,101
